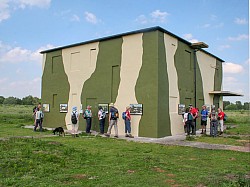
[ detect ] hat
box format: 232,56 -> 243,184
109,103 -> 114,107
72,106 -> 77,111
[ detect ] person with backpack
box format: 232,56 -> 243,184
123,106 -> 134,138
105,103 -> 119,138
83,105 -> 92,135
71,106 -> 79,135
209,107 -> 218,137
189,105 -> 197,135
200,105 -> 208,134
98,106 -> 106,134
218,108 -> 225,135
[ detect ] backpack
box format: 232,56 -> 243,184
188,113 -> 193,121
110,109 -> 119,120
223,113 -> 227,121
71,112 -> 77,124
122,112 -> 126,120
101,110 -> 106,119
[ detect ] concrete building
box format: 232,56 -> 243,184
40,26 -> 241,138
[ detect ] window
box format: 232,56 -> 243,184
90,48 -> 96,67
52,94 -> 57,108
70,52 -> 80,71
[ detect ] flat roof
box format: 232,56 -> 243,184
209,91 -> 244,96
40,26 -> 224,62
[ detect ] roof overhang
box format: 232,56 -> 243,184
209,91 -> 244,96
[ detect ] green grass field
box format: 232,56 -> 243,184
0,105 -> 249,187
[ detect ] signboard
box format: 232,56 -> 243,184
43,104 -> 50,112
98,104 -> 109,113
129,104 -> 143,115
178,104 -> 186,115
60,104 -> 68,113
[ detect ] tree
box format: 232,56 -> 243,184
22,95 -> 34,105
243,102 -> 250,110
223,101 -> 230,110
235,101 -> 242,110
0,96 -> 5,104
225,104 -> 237,110
3,97 -> 18,105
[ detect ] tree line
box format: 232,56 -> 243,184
223,101 -> 249,110
0,95 -> 41,105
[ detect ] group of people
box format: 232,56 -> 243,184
183,104 -> 225,137
32,103 -> 44,132
71,103 -> 134,138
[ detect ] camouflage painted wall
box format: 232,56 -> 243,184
41,28 -> 223,138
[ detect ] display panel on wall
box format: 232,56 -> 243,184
98,104 -> 109,114
178,104 -> 185,115
43,104 -> 50,112
129,104 -> 143,115
60,104 -> 68,113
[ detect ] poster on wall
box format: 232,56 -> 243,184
60,104 -> 68,113
99,104 -> 109,114
178,104 -> 186,115
43,104 -> 50,112
129,104 -> 143,115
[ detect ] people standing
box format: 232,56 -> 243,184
209,107 -> 218,137
34,108 -> 43,132
71,106 -> 79,135
218,108 -> 225,135
105,103 -> 119,138
124,106 -> 134,138
189,105 -> 198,135
98,106 -> 106,134
83,105 -> 92,134
200,105 -> 208,134
183,108 -> 193,135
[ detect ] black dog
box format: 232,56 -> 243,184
53,127 -> 65,136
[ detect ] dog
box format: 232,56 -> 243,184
53,127 -> 65,136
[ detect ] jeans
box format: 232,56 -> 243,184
99,118 -> 105,134
125,119 -> 131,134
185,121 -> 192,135
107,119 -> 118,136
34,119 -> 42,132
86,118 -> 92,133
219,120 -> 224,132
210,120 -> 218,136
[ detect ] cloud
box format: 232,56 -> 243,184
0,0 -> 51,23
0,77 -> 41,98
135,9 -> 170,24
228,34 -> 249,41
234,18 -> 248,25
218,44 -> 231,51
224,76 -> 237,83
84,11 -> 99,24
71,14 -> 80,22
223,62 -> 244,74
182,33 -> 199,43
0,0 -> 10,22
0,42 -> 54,64
150,10 -> 169,23
16,0 -> 51,9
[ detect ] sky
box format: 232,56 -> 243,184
0,0 -> 249,103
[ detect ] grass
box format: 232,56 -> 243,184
0,105 -> 249,186
0,137 -> 249,187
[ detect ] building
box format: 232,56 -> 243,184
40,26 -> 241,138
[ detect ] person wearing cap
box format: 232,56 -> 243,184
83,105 -> 92,134
200,105 -> 208,134
105,103 -> 119,138
124,106 -> 134,138
98,106 -> 106,134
